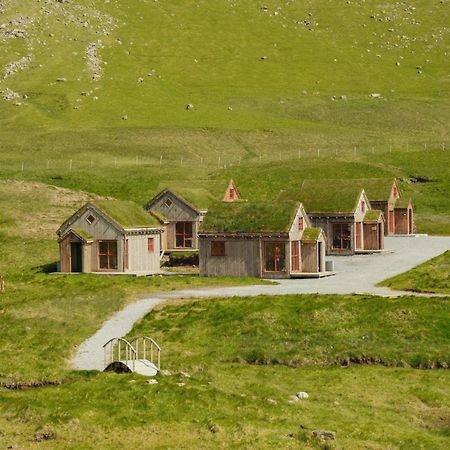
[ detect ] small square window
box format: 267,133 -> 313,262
86,214 -> 96,225
164,198 -> 173,208
298,216 -> 304,231
211,241 -> 225,256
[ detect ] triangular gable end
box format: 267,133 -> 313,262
57,203 -> 124,238
223,179 -> 242,202
390,179 -> 401,202
288,203 -> 310,235
145,188 -> 201,215
355,190 -> 371,215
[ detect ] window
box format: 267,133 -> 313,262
175,221 -> 193,248
361,201 -> 366,213
264,242 -> 286,272
86,213 -> 96,225
291,240 -> 300,272
98,240 -> 118,270
298,216 -> 304,231
148,237 -> 154,253
125,239 -> 129,270
332,224 -> 351,250
164,198 -> 173,208
211,241 -> 225,256
229,188 -> 235,200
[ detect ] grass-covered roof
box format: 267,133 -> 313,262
364,210 -> 383,222
301,227 -> 322,241
279,179 -> 365,213
396,197 -> 412,208
94,200 -> 160,229
156,181 -> 220,210
72,227 -> 93,240
346,178 -> 397,201
201,201 -> 300,233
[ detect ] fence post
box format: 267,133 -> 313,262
0,275 -> 4,293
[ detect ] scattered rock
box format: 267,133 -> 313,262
260,55 -> 267,60
86,40 -> 103,81
137,77 -> 144,83
146,379 -> 158,385
179,371 -> 191,378
56,77 -> 66,82
312,430 -> 336,440
122,115 -> 128,120
371,92 -> 382,98
176,382 -> 185,387
207,422 -> 220,434
3,55 -> 32,79
160,369 -> 172,376
186,103 -> 194,110
288,395 -> 299,404
34,428 -> 56,442
267,398 -> 277,405
296,391 -> 309,399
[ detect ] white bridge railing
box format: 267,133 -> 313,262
129,336 -> 161,371
103,336 -> 161,372
103,337 -> 137,372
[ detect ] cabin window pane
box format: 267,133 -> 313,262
164,198 -> 173,208
148,238 -> 154,253
175,221 -> 193,248
298,216 -> 304,231
264,242 -> 286,272
211,241 -> 225,256
332,224 -> 351,250
98,240 -> 118,270
86,214 -> 96,225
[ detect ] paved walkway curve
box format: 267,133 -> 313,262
72,236 -> 450,371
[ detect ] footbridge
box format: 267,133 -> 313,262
103,336 -> 161,376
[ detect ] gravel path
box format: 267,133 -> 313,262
72,236 -> 450,371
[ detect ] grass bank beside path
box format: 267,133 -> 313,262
379,251 -> 450,295
129,294 -> 450,370
0,293 -> 449,449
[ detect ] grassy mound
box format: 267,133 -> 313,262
129,294 -> 450,370
379,251 -> 450,294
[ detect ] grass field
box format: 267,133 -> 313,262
379,250 -> 450,294
0,294 -> 449,449
0,1 -> 449,447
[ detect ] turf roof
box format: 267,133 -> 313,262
347,178 -> 397,201
396,197 -> 412,208
156,181 -> 220,210
363,209 -> 383,222
201,201 -> 300,233
280,179 -> 365,213
72,227 -> 93,240
93,200 -> 160,229
301,227 -> 322,241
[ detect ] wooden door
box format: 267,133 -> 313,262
70,242 -> 82,272
355,222 -> 362,249
291,241 -> 300,272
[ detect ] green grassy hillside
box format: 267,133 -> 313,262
1,1 -> 449,232
379,250 -> 450,294
1,0 -> 449,132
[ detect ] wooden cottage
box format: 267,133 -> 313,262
145,188 -> 207,251
198,201 -> 326,278
349,178 -> 414,235
281,180 -> 385,256
57,200 -> 162,274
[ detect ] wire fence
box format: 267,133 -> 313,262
0,141 -> 447,173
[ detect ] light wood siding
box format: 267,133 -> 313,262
363,222 -> 381,250
82,242 -> 93,272
199,238 -> 260,277
301,241 -> 318,273
150,193 -> 200,250
59,235 -> 71,272
127,235 -> 161,273
394,207 -> 412,234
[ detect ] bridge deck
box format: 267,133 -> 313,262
121,359 -> 159,376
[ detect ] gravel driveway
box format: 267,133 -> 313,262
72,235 -> 450,371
